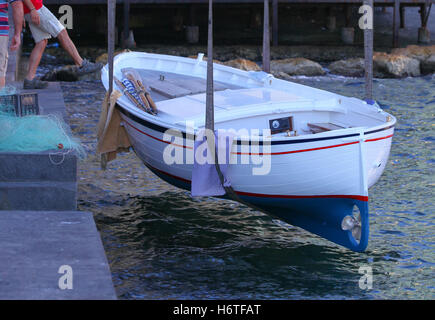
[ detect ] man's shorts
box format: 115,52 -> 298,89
0,36 -> 9,78
25,6 -> 65,44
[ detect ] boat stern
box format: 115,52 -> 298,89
244,195 -> 370,252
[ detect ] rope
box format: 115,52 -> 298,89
48,114 -> 75,165
204,0 -> 268,215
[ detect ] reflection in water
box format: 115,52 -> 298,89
63,73 -> 434,299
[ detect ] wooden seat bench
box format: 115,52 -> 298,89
307,122 -> 345,134
148,79 -> 192,99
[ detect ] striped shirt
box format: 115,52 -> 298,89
0,0 -> 9,37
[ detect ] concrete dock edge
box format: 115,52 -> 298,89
0,211 -> 116,300
0,16 -> 117,299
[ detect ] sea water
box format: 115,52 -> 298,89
62,74 -> 434,299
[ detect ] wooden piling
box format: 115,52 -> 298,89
364,0 -> 374,101
420,2 -> 432,28
108,0 -> 116,96
263,0 -> 270,73
206,0 -> 214,131
393,0 -> 400,47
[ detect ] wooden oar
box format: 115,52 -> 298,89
114,76 -> 149,113
124,72 -> 152,111
138,80 -> 158,114
122,69 -> 158,114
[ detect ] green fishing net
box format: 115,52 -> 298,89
0,86 -> 86,157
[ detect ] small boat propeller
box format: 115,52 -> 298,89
341,211 -> 362,242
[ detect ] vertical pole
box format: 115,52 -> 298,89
108,0 -> 116,96
400,5 -> 405,29
393,0 -> 400,47
419,4 -> 425,27
204,0 -> 236,195
420,2 -> 431,28
123,0 -> 130,48
364,0 -> 373,102
206,0 -> 214,132
263,0 -> 270,73
272,0 -> 278,46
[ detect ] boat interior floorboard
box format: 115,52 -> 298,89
131,69 -> 244,102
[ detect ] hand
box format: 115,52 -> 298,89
10,34 -> 21,51
30,9 -> 40,25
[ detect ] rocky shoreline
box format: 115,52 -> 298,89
38,44 -> 435,81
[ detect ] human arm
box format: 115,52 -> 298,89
9,1 -> 24,51
22,0 -> 40,25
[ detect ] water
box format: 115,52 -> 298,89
61,74 -> 434,300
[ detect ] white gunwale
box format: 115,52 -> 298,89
101,51 -> 397,144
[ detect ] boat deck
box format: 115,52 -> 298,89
133,69 -> 244,103
121,68 -> 349,128
112,58 -> 387,134
157,87 -> 311,121
130,68 -> 320,124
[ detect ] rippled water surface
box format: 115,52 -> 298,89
61,74 -> 434,299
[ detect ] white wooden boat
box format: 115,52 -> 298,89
101,51 -> 396,252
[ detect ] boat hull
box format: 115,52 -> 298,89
118,105 -> 394,252
100,51 -> 396,252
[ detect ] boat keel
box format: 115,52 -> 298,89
241,195 -> 369,252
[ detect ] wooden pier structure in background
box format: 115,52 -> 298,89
44,0 -> 433,47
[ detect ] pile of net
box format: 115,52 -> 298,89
0,86 -> 86,157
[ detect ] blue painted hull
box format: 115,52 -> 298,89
145,164 -> 369,252
241,195 -> 369,252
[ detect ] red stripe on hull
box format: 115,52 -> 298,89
235,190 -> 368,202
124,117 -> 392,156
125,119 -> 192,149
235,141 -> 359,156
145,162 -> 368,202
364,134 -> 394,142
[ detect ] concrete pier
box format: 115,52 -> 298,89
0,90 -> 117,298
0,15 -> 117,299
0,211 -> 116,300
0,150 -> 78,211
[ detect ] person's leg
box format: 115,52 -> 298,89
35,6 -> 83,67
23,10 -> 51,89
26,39 -> 48,81
57,29 -> 102,74
56,29 -> 83,67
0,36 -> 8,89
37,6 -> 101,73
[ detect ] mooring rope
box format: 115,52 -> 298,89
204,0 -> 270,215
